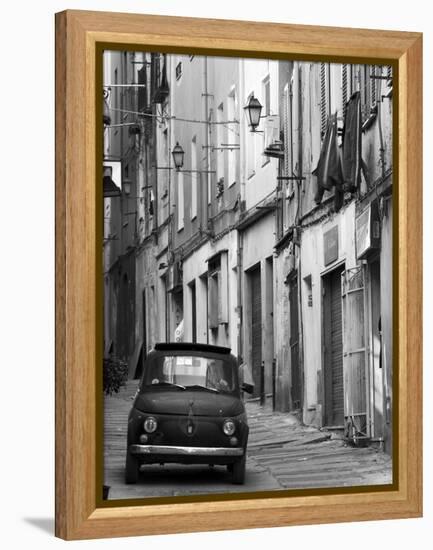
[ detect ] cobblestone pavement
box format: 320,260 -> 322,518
103,381 -> 392,500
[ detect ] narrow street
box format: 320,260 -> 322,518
103,381 -> 392,500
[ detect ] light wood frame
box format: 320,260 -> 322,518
55,9 -> 422,540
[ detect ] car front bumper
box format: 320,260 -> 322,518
129,444 -> 244,457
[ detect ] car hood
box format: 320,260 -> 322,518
134,389 -> 244,417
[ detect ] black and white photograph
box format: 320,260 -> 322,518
102,50 -> 394,501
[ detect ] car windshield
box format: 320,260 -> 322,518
142,355 -> 236,393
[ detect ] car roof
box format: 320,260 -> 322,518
153,342 -> 231,355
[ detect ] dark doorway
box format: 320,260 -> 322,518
250,265 -> 262,398
289,273 -> 302,410
323,265 -> 345,426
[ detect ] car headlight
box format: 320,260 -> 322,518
223,418 -> 236,436
143,416 -> 158,433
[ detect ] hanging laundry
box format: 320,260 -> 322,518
342,91 -> 362,192
313,113 -> 344,211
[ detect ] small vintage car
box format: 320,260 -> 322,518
125,342 -> 253,484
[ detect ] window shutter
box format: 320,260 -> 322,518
218,252 -> 229,324
370,65 -> 376,109
208,273 -> 219,329
137,65 -> 147,112
320,63 -> 329,138
386,65 -> 393,88
283,84 -> 290,179
342,64 -> 348,118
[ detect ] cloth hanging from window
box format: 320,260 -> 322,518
342,91 -> 362,192
313,113 -> 344,211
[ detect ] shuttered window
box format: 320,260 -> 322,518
283,84 -> 290,183
358,65 -> 377,122
387,65 -> 392,80
341,64 -> 352,118
370,65 -> 377,108
386,65 -> 393,89
320,62 -> 330,138
208,272 -> 219,329
350,64 -> 379,124
137,65 -> 147,112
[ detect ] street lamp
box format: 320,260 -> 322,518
171,142 -> 185,171
244,94 -> 263,132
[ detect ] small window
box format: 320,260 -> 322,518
207,252 -> 228,328
176,62 -> 183,81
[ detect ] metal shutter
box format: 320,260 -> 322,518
329,269 -> 344,425
341,266 -> 369,441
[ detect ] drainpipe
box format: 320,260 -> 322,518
237,231 -> 243,362
237,57 -> 245,363
296,63 -> 305,414
296,63 -> 303,225
167,54 -> 173,340
204,56 -> 210,344
151,58 -> 159,243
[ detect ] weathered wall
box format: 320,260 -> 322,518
182,231 -> 239,353
241,58 -> 279,211
241,213 -> 275,394
299,202 -> 357,426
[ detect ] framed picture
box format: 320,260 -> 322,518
55,10 -> 422,540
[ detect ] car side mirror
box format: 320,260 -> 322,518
241,382 -> 254,394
